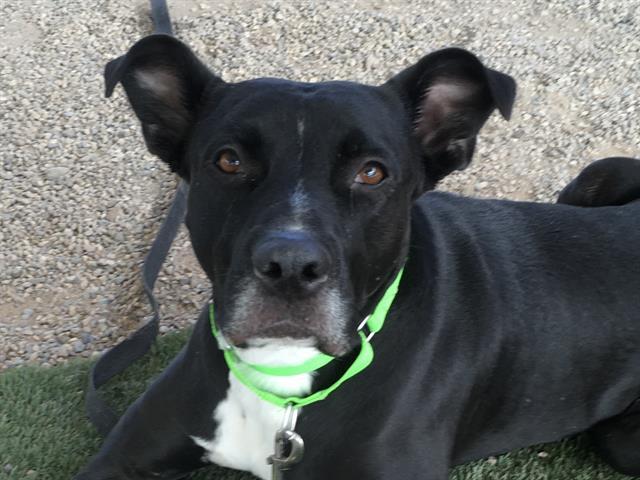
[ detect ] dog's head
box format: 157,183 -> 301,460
106,35 -> 515,356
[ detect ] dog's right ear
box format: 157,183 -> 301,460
383,48 -> 516,186
105,34 -> 223,177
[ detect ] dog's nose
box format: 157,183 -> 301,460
252,232 -> 330,294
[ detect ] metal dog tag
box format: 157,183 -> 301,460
267,405 -> 305,480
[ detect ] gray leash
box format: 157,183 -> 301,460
85,181 -> 187,436
85,0 -> 182,437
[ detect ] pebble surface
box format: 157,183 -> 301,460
1,0 -> 639,369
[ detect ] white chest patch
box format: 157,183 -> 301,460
191,340 -> 318,480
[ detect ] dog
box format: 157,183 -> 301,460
74,30 -> 640,480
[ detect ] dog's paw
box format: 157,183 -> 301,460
558,157 -> 640,206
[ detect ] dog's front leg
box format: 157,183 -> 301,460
295,453 -> 451,480
287,429 -> 452,480
74,355 -> 216,479
363,445 -> 451,480
75,315 -> 228,480
349,457 -> 450,480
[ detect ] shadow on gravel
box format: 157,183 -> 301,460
0,331 -> 632,480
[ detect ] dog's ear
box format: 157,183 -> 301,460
105,34 -> 223,177
383,48 -> 516,184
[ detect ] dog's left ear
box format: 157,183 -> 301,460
383,48 -> 516,183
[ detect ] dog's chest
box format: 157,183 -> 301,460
191,343 -> 316,480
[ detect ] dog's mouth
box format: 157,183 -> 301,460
220,280 -> 354,357
226,321 -> 317,348
222,319 -> 350,357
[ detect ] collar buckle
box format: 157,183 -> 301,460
357,315 -> 376,341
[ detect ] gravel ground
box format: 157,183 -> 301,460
1,0 -> 639,370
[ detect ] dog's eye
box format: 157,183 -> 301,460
216,150 -> 242,174
354,162 -> 386,186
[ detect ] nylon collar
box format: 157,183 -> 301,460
210,267 -> 404,408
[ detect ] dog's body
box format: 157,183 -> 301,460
75,9 -> 640,478
77,189 -> 640,480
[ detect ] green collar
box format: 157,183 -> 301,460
209,267 -> 404,408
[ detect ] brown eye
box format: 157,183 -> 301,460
216,150 -> 241,174
355,162 -> 386,186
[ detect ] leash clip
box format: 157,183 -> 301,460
267,404 -> 305,479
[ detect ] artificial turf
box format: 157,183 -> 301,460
0,330 -> 632,480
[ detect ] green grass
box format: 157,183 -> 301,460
0,331 -> 632,480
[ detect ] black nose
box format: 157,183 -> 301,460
252,231 -> 331,294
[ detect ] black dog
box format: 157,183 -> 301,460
75,29 -> 640,480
